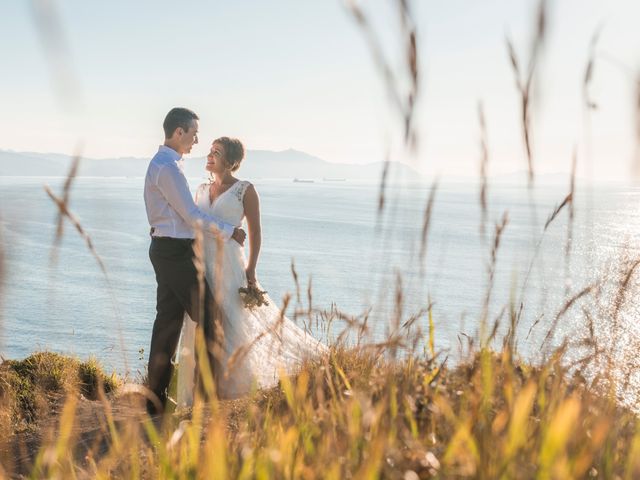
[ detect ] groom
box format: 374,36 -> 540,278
143,107 -> 246,414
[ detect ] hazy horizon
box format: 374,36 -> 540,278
4,147 -> 639,185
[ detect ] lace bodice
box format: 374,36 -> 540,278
195,180 -> 251,227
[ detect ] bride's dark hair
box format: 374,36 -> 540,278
214,137 -> 245,173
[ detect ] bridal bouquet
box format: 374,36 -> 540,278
239,285 -> 269,308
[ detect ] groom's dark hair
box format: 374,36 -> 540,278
163,107 -> 199,138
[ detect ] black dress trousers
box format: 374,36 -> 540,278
146,236 -> 219,409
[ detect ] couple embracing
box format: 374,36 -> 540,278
143,107 -> 325,415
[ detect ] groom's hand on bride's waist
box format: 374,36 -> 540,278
232,227 -> 246,245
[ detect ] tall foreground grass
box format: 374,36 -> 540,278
2,338 -> 640,478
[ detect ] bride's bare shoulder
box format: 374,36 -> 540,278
240,179 -> 256,192
242,181 -> 259,200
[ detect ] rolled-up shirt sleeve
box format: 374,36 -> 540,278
155,164 -> 235,240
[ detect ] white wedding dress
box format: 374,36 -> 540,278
175,180 -> 326,404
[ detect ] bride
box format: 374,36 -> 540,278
175,137 -> 326,404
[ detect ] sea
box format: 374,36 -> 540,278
1,175 -> 640,395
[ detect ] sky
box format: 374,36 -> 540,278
1,0 -> 640,180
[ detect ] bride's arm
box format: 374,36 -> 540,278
243,184 -> 261,285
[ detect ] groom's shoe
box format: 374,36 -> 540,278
146,399 -> 163,417
146,391 -> 166,417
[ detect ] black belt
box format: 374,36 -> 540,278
150,231 -> 194,244
151,236 -> 193,241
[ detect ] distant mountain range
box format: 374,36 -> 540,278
0,148 -> 422,181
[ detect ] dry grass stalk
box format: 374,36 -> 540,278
49,149 -> 82,267
192,223 -> 206,332
567,150 -> 576,233
478,102 -> 489,238
544,193 -> 572,231
290,260 -> 301,304
334,309 -> 372,345
0,228 -> 4,315
489,213 -> 508,285
564,149 -> 577,295
346,2 -> 403,115
396,0 -> 419,147
43,186 -> 107,276
390,272 -> 404,356
419,179 -> 438,273
505,0 -> 547,184
524,313 -> 544,341
55,151 -> 81,240
376,154 -> 391,217
345,0 -> 419,146
583,28 -> 602,111
191,223 -> 213,391
516,186 -> 575,330
635,74 -> 640,177
542,284 -> 594,347
29,0 -> 81,106
346,0 -> 420,224
480,212 -> 508,345
44,155 -> 132,370
611,257 -> 640,327
306,275 -> 313,318
593,52 -> 640,177
212,234 -> 226,369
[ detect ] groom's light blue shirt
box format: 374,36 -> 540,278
144,145 -> 235,240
